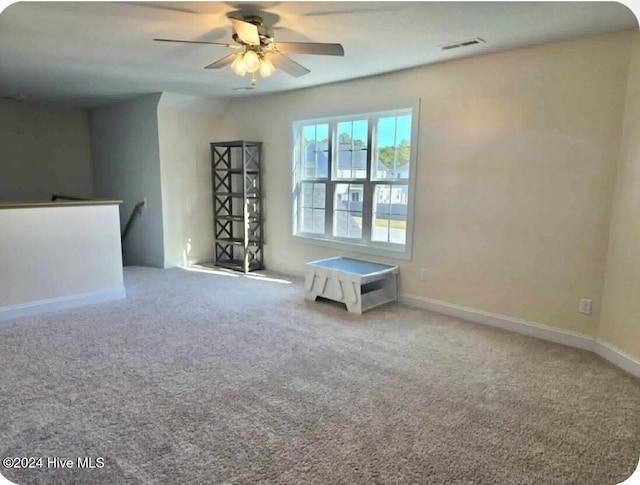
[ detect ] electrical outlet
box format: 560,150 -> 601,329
579,298 -> 592,315
420,268 -> 429,282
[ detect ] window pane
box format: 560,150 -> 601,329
301,208 -> 313,233
337,147 -> 353,178
334,211 -> 362,239
334,210 -> 348,238
301,183 -> 313,207
374,115 -> 411,180
349,212 -> 363,239
335,183 -> 361,211
372,217 -> 390,243
317,124 -> 329,143
301,182 -> 326,208
302,125 -> 315,143
303,125 -> 317,178
300,183 -> 326,234
334,183 -> 349,211
302,123 -> 329,179
300,207 -> 325,234
312,183 -> 325,208
334,183 -> 363,239
372,184 -> 407,244
336,119 -> 368,180
312,209 -> 325,233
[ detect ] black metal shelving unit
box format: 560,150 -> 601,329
211,141 -> 263,273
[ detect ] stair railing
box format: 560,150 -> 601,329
121,200 -> 146,244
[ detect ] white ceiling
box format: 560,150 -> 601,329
0,1 -> 637,108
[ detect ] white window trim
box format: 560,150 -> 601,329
290,99 -> 420,262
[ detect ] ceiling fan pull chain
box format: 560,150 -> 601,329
251,72 -> 257,87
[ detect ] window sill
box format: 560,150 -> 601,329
292,234 -> 412,262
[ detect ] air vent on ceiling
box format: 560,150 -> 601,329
440,38 -> 485,51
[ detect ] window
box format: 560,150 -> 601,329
292,105 -> 417,258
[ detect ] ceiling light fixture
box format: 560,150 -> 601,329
155,14 -> 345,86
230,49 -> 275,82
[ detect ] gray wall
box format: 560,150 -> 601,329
0,99 -> 92,201
89,93 -> 165,268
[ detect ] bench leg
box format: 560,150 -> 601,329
345,302 -> 363,314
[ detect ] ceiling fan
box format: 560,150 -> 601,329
154,15 -> 345,86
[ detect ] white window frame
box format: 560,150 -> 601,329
291,100 -> 419,261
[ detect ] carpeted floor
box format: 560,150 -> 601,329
0,266 -> 638,485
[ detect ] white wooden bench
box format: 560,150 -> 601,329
305,257 -> 399,314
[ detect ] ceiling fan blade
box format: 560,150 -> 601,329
270,52 -> 310,78
204,53 -> 238,69
230,18 -> 260,46
274,42 -> 344,56
154,38 -> 240,49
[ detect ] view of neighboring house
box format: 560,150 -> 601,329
302,141 -> 410,242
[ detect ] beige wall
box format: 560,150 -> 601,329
223,31 -> 633,337
157,105 -> 224,267
599,32 -> 640,358
0,204 -> 124,311
0,99 -> 92,201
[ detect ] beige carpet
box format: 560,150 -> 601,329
0,266 -> 638,485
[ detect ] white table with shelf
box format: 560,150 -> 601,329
305,257 -> 399,314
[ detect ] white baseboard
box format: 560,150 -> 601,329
594,340 -> 640,378
400,293 -> 596,350
400,293 -> 640,378
0,287 -> 126,323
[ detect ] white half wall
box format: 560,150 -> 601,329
0,203 -> 125,321
0,99 -> 92,202
89,94 -> 165,268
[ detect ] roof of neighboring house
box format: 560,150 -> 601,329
304,142 -> 409,175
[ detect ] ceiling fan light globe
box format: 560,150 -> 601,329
232,62 -> 248,76
259,64 -> 273,78
230,54 -> 248,76
243,50 -> 260,72
230,54 -> 242,69
259,56 -> 276,78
